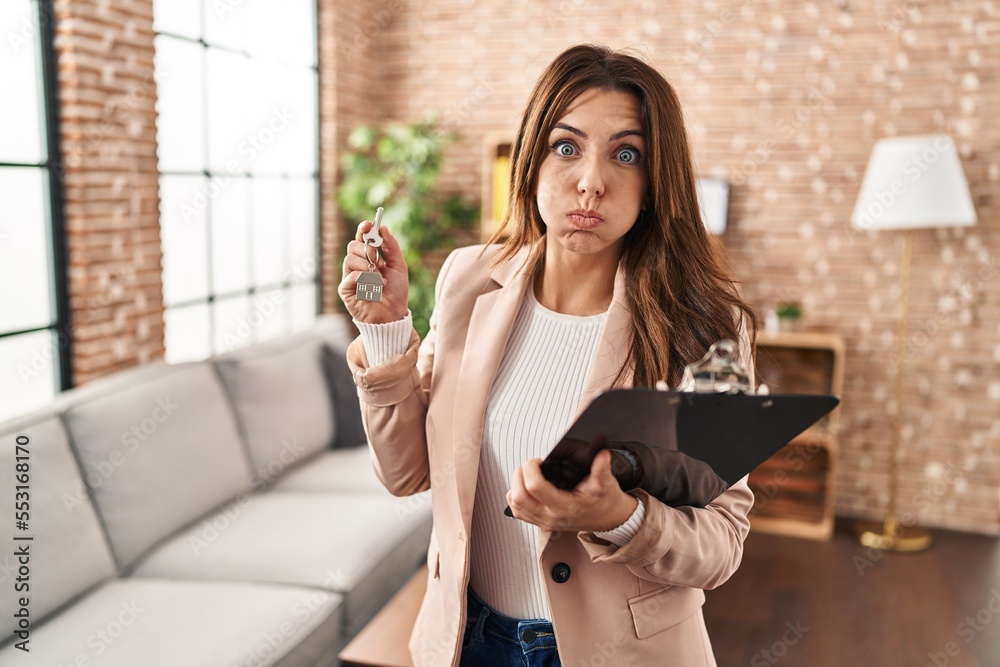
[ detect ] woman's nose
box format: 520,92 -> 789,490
577,156 -> 605,198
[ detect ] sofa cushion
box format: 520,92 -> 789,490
214,332 -> 337,481
0,578 -> 344,667
307,314 -> 368,449
62,362 -> 253,570
270,446 -> 389,494
321,343 -> 368,449
0,411 -> 117,643
129,491 -> 433,636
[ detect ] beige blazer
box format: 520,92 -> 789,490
347,243 -> 755,667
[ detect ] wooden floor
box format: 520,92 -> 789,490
704,520 -> 1000,667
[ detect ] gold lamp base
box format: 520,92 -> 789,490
852,518 -> 933,553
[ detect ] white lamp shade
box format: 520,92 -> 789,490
697,177 -> 729,235
851,135 -> 977,231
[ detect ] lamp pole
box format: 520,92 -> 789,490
849,135 -> 976,551
852,230 -> 932,552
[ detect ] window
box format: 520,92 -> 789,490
0,0 -> 69,422
153,0 -> 320,363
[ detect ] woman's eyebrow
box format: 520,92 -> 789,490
553,122 -> 587,138
610,129 -> 644,141
553,123 -> 644,142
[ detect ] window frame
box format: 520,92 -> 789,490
154,0 -> 323,361
0,0 -> 72,392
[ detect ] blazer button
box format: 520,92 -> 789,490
551,562 -> 571,583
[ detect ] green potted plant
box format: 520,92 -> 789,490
337,118 -> 479,337
775,301 -> 803,331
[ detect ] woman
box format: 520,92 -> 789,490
339,44 -> 757,667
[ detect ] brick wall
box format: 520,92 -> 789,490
53,0 -> 164,386
371,0 -> 1000,534
318,0 -> 387,313
52,0 -> 377,379
50,0 -> 997,533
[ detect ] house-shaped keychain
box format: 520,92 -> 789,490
355,270 -> 384,302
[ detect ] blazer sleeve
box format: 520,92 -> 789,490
345,250 -> 459,497
577,313 -> 758,590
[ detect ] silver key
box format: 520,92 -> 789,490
362,207 -> 384,248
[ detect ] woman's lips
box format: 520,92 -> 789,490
568,212 -> 604,229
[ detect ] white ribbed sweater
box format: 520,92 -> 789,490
356,289 -> 645,620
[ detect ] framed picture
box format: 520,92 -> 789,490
696,177 -> 730,235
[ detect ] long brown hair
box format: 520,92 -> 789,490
488,44 -> 757,387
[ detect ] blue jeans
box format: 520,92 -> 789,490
460,587 -> 562,667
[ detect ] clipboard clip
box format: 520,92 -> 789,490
677,339 -> 759,395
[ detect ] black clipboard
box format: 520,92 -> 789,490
504,388 -> 839,515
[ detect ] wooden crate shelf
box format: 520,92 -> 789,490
748,332 -> 844,541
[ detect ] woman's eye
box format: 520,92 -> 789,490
617,147 -> 640,164
554,141 -> 576,157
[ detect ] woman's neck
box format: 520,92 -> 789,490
534,248 -> 619,316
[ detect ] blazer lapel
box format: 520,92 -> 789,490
452,245 -> 534,530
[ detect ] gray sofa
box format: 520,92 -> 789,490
0,315 -> 432,666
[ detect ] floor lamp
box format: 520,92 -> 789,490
849,135 -> 977,552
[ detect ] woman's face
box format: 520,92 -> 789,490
535,87 -> 648,262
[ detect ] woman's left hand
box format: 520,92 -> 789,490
507,450 -> 639,533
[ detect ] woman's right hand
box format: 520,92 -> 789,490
338,218 -> 410,324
